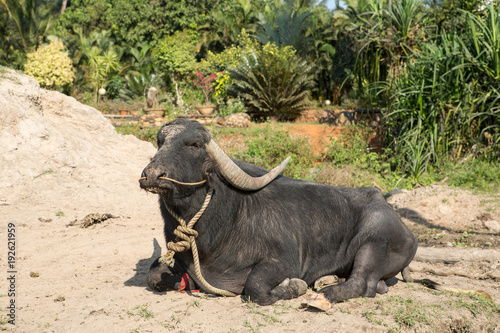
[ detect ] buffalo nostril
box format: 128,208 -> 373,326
142,167 -> 166,183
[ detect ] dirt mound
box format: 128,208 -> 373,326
0,69 -> 157,219
387,185 -> 500,248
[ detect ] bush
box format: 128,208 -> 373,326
320,124 -> 404,190
227,43 -> 315,121
216,98 -> 246,117
233,125 -> 316,179
323,125 -> 391,174
106,76 -> 123,99
24,40 -> 75,89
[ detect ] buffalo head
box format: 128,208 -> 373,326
139,119 -> 290,194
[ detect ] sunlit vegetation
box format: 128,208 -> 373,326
1,0 -> 499,189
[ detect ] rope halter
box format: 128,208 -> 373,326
140,174 -> 236,297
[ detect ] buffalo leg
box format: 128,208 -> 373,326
244,263 -> 306,305
320,242 -> 402,303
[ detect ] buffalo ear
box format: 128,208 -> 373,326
202,158 -> 217,178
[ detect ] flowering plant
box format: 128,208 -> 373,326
192,72 -> 217,105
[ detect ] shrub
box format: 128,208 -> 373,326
24,40 -> 75,89
226,43 -> 315,121
233,125 -> 316,179
198,29 -> 260,73
320,124 -> 404,190
216,98 -> 246,117
322,125 -> 390,174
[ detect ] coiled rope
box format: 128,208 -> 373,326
141,175 -> 236,297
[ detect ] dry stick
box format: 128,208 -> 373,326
410,267 -> 500,280
410,267 -> 498,302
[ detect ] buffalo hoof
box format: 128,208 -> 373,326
271,278 -> 308,300
313,275 -> 343,291
146,257 -> 183,292
376,280 -> 389,294
302,292 -> 332,312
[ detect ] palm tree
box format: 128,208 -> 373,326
255,1 -> 313,57
0,0 -> 61,52
200,0 -> 260,51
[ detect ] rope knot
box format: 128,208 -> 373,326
158,188 -> 236,296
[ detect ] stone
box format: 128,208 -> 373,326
220,113 -> 250,127
483,220 -> 500,232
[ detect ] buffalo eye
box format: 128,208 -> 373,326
185,140 -> 202,150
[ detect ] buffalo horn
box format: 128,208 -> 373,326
206,140 -> 290,191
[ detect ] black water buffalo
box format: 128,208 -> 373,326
139,119 -> 418,306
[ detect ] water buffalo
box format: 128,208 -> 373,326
139,119 -> 418,306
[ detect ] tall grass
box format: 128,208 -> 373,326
382,5 -> 500,180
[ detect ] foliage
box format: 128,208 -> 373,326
119,73 -> 162,104
24,39 -> 75,88
154,31 -> 197,106
439,158 -> 500,193
0,0 -> 61,53
55,0 -> 225,46
86,44 -> 121,102
201,0 -> 261,51
383,5 -> 500,181
227,42 -> 315,120
106,75 -> 123,100
214,71 -> 231,100
216,98 -> 247,117
233,125 -> 316,179
255,1 -> 313,58
323,125 -> 388,173
347,0 -> 427,106
199,29 -> 261,74
153,32 -> 196,76
198,29 -> 261,102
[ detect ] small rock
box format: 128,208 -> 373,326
80,213 -> 117,228
483,242 -> 492,247
219,113 -> 250,128
54,296 -> 65,302
483,220 -> 500,232
446,242 -> 453,247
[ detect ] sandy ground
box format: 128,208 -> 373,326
1,69 -> 499,332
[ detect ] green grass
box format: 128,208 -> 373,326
115,125 -> 160,148
127,304 -> 154,319
439,159 -> 500,193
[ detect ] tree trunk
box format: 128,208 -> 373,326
172,74 -> 184,107
59,0 -> 68,15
